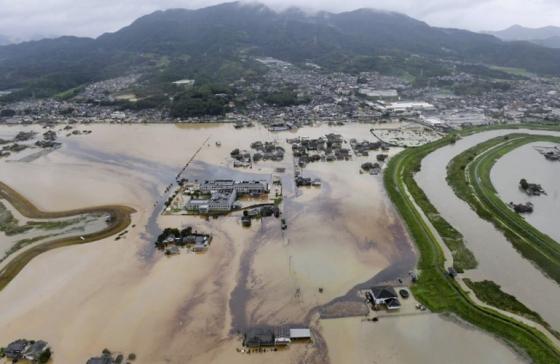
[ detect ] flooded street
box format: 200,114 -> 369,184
491,141 -> 560,242
0,123 -> 528,363
416,129 -> 560,330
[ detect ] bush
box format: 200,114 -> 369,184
39,348 -> 52,364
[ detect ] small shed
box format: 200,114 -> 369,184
289,328 -> 312,341
274,326 -> 291,346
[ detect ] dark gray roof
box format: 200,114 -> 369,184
86,357 -> 113,364
244,328 -> 275,347
385,297 -> 401,308
371,286 -> 398,300
5,339 -> 29,357
24,340 -> 48,357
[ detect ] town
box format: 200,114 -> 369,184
1,57 -> 559,132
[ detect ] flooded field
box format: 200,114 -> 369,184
416,129 -> 560,330
491,141 -> 560,242
321,314 -> 526,364
0,122 -> 526,363
0,199 -> 109,260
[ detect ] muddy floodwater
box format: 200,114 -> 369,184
0,123 -> 527,363
416,129 -> 560,330
491,141 -> 560,243
321,314 -> 526,364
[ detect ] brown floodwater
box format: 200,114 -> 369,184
321,314 -> 527,364
0,123 -> 524,363
416,129 -> 560,330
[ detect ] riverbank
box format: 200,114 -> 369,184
0,181 -> 135,291
463,279 -> 559,338
447,134 -> 560,284
384,130 -> 560,363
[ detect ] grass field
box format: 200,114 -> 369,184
403,137 -> 477,272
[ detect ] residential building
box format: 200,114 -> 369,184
368,286 -> 401,310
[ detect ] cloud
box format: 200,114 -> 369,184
0,0 -> 559,41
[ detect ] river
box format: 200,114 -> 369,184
491,141 -> 560,242
416,128 -> 560,330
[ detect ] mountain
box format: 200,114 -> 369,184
486,25 -> 560,48
533,36 -> 560,49
486,25 -> 560,41
2,2 -> 560,100
0,35 -> 10,46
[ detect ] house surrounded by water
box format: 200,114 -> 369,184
367,286 -> 401,310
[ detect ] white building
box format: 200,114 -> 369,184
385,101 -> 435,113
199,180 -> 268,195
358,88 -> 398,99
289,328 -> 312,340
172,79 -> 195,87
186,190 -> 237,213
444,112 -> 489,126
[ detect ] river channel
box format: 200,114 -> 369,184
416,129 -> 560,330
491,141 -> 560,242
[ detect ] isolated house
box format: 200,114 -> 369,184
4,339 -> 30,360
369,286 -> 401,310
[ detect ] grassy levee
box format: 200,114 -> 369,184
460,122 -> 560,135
0,181 -> 135,291
447,134 -> 560,284
385,136 -> 560,363
403,136 -> 476,272
464,279 -> 543,323
464,279 -> 560,338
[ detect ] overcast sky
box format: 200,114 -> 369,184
1,0 -> 559,41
